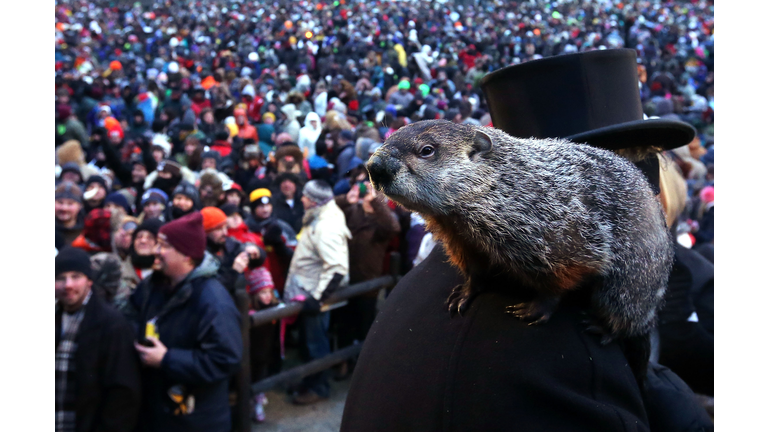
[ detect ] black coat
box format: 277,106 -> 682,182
270,191 -> 305,234
129,254 -> 243,432
341,244 -> 650,432
657,244 -> 714,396
55,293 -> 142,432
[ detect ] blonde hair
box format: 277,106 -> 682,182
657,153 -> 688,228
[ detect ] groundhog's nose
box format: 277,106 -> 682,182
367,154 -> 395,188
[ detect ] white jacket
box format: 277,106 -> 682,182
284,200 -> 351,301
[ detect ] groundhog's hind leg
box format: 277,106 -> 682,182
447,277 -> 477,317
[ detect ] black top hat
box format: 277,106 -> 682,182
479,49 -> 695,151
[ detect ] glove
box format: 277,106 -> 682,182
301,295 -> 322,314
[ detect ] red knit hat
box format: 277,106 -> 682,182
201,207 -> 227,232
158,211 -> 206,261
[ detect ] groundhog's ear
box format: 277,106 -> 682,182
470,129 -> 493,159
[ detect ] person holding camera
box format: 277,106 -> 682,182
200,206 -> 266,295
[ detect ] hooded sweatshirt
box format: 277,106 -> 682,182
280,104 -> 301,144
298,112 -> 322,158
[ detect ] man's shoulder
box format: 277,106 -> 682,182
192,276 -> 238,310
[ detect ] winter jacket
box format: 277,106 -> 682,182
284,200 -> 351,301
56,293 -> 142,432
129,253 -> 243,432
56,212 -> 85,248
336,195 -> 400,285
342,244 -> 652,432
271,191 -> 305,234
298,112 -> 322,158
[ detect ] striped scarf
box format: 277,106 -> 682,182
55,291 -> 91,432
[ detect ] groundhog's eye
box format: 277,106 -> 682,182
419,145 -> 435,158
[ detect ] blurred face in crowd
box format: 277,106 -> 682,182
56,198 -> 82,227
225,191 -> 242,207
257,288 -> 274,305
104,202 -> 125,217
132,164 -> 147,184
133,113 -> 144,126
173,194 -> 194,212
202,111 -> 215,124
108,132 -> 122,145
152,149 -> 165,163
133,230 -> 157,255
113,220 -> 136,252
301,195 -> 316,210
61,171 -> 82,184
253,203 -> 272,220
202,157 -> 217,170
199,185 -> 218,205
207,223 -> 228,245
280,180 -> 296,199
154,235 -> 194,281
185,141 -> 198,156
226,212 -> 243,229
85,183 -> 107,206
56,271 -> 92,313
144,201 -> 164,219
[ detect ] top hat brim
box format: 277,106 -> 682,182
565,118 -> 696,151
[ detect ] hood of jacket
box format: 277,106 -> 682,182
188,250 -> 220,281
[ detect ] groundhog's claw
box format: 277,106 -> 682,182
505,302 -> 553,325
447,283 -> 474,317
505,296 -> 560,325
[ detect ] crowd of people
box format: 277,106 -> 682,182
55,0 -> 714,430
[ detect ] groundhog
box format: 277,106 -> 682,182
366,120 -> 673,343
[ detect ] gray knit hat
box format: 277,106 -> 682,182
302,180 -> 334,206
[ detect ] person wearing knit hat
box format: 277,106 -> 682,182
115,218 -> 164,307
56,246 -> 141,432
166,180 -> 200,221
156,211 -> 207,265
131,211 -> 242,429
140,188 -> 168,221
84,175 -> 110,213
250,188 -> 272,205
104,191 -> 133,216
59,161 -> 84,185
285,178 -> 351,405
202,206 -> 267,294
302,180 -> 335,207
56,181 -> 85,248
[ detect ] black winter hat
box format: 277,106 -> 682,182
59,162 -> 83,182
132,218 -> 164,242
56,246 -> 93,280
85,175 -> 109,192
220,203 -> 242,217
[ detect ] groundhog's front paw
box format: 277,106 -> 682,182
447,283 -> 474,317
506,296 -> 560,326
